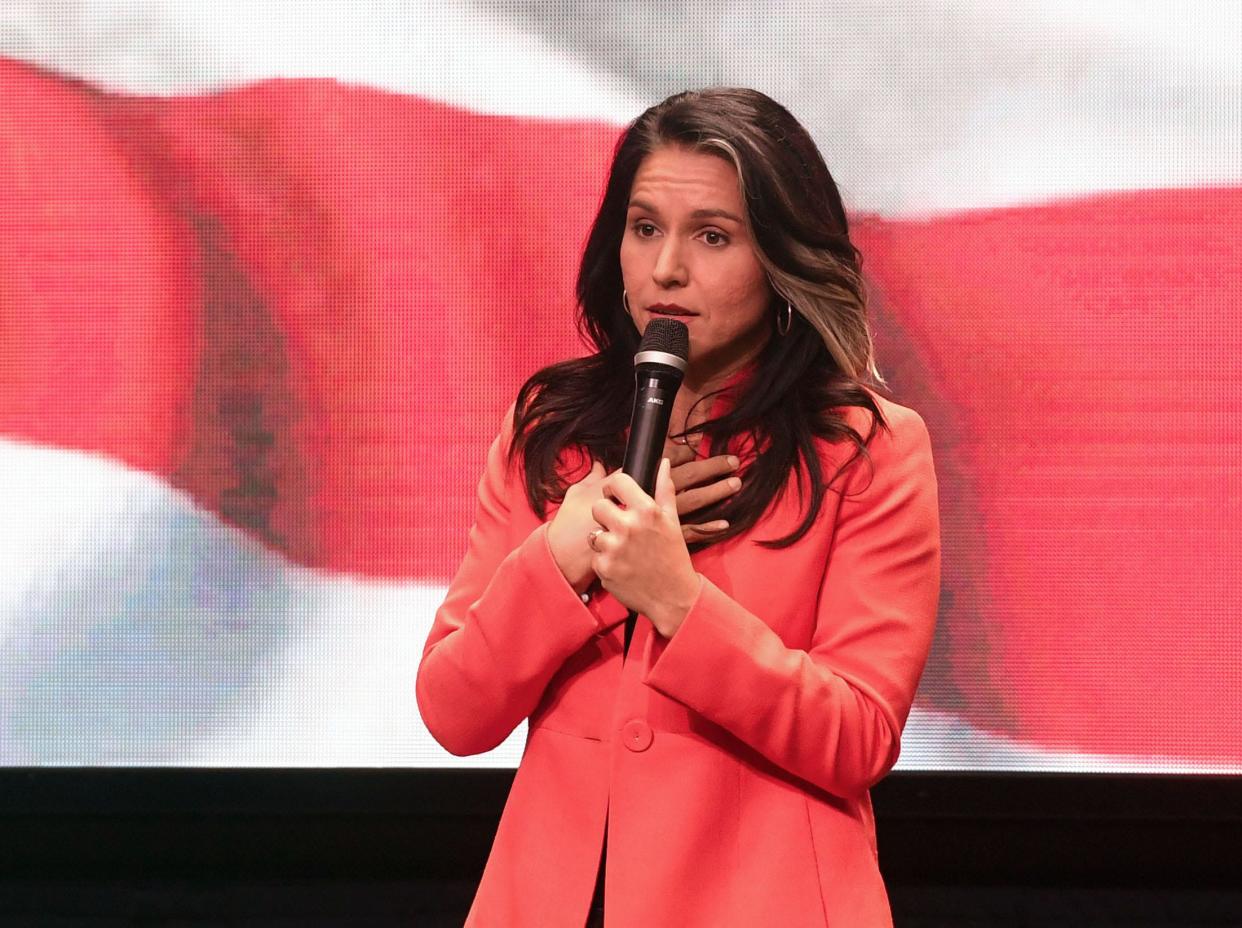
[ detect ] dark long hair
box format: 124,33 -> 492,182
510,87 -> 887,548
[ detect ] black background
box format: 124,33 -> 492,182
2,770 -> 1239,925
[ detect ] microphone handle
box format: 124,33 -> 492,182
622,364 -> 684,494
618,361 -> 685,659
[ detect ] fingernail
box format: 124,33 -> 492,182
728,477 -> 742,491
727,456 -> 740,468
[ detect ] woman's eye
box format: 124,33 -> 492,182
702,230 -> 729,246
633,222 -> 657,238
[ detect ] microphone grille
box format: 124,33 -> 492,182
638,317 -> 690,361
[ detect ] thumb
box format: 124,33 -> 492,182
654,457 -> 678,516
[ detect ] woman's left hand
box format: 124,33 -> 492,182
590,458 -> 701,638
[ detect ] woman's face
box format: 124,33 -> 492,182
620,145 -> 772,387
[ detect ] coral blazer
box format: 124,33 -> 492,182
416,388 -> 941,927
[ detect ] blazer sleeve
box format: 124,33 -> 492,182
642,403 -> 941,799
415,406 -> 614,756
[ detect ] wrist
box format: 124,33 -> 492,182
543,523 -> 594,595
651,572 -> 701,637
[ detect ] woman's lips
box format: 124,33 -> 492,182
647,304 -> 698,317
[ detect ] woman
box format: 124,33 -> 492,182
416,87 -> 940,927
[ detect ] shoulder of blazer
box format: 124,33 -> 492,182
816,389 -> 932,482
805,392 -> 934,522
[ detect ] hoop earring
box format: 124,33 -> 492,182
777,301 -> 793,336
622,289 -> 632,317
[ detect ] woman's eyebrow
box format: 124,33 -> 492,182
626,199 -> 742,224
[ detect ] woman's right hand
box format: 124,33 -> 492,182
665,443 -> 742,543
547,460 -> 611,594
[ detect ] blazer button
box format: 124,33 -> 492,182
622,719 -> 653,752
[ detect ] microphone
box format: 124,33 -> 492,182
617,317 -> 689,658
622,317 -> 690,494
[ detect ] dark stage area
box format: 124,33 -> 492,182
2,770 -> 1239,926
2,881 -> 1242,926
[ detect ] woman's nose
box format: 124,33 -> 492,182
652,239 -> 688,287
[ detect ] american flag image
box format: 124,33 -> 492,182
0,1 -> 1239,771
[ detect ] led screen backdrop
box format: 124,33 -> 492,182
0,2 -> 1239,771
